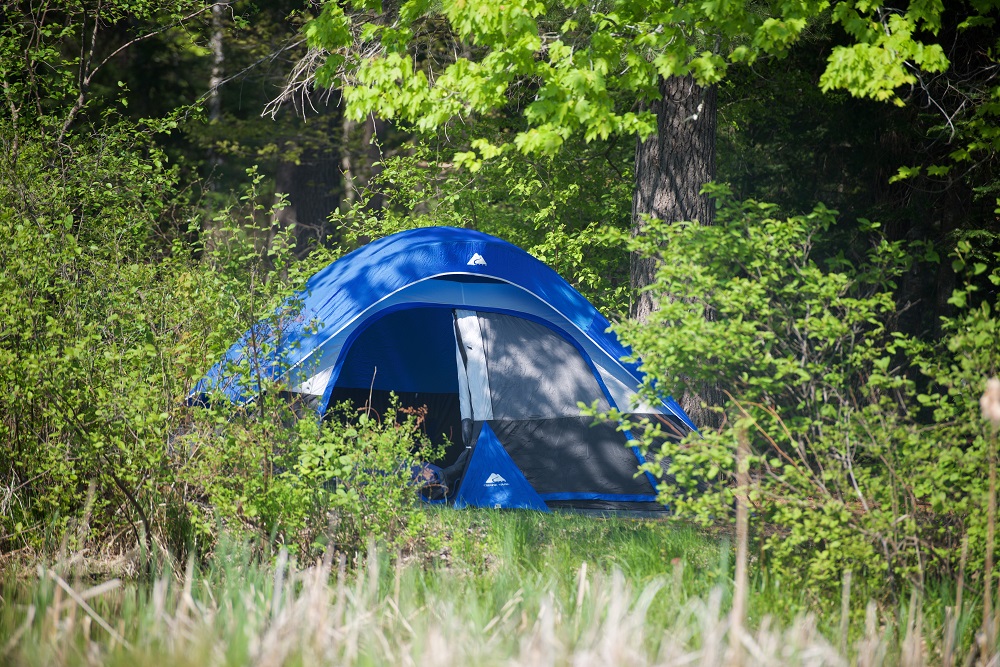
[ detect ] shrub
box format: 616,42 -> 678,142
174,395 -> 443,557
607,185 -> 999,599
0,111 -> 199,556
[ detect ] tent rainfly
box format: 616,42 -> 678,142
191,226 -> 696,512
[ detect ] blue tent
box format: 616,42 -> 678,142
193,227 -> 695,511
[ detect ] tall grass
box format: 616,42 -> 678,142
0,543 -> 826,666
1,509 -> 993,666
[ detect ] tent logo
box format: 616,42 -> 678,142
485,472 -> 507,486
467,253 -> 487,266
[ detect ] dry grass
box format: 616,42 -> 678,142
4,540 -> 986,667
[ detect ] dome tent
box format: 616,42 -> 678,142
192,226 -> 696,512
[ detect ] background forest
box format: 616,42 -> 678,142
2,0 -> 1000,660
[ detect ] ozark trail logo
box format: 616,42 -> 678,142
467,253 -> 487,266
485,472 -> 507,486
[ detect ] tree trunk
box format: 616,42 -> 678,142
631,74 -> 721,427
207,3 -> 224,175
270,106 -> 344,257
289,127 -> 342,254
340,112 -> 387,215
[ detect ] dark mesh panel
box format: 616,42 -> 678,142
477,312 -> 611,419
489,418 -> 655,496
325,387 -> 465,466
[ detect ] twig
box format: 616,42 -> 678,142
367,366 -> 377,419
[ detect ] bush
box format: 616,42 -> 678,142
608,185 -> 1000,599
174,395 -> 443,557
0,110 -> 198,556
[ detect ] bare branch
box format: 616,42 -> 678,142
262,44 -> 331,119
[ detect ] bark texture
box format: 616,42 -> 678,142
631,75 -> 721,427
631,75 -> 717,319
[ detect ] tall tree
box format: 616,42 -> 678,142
632,76 -> 719,423
631,77 -> 717,322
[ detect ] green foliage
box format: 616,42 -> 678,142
820,1 -> 950,106
332,138 -> 635,315
0,0 -> 447,565
296,404 -> 442,551
174,395 -> 441,556
303,0 -> 978,163
0,87 -> 434,557
0,105 -> 192,552
0,118 -> 285,551
902,243 -> 1000,568
604,186 -> 999,597
610,185 -> 915,416
4,0 -> 999,620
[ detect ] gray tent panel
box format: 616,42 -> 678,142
597,367 -> 657,413
478,312 -> 611,420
